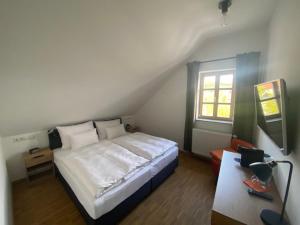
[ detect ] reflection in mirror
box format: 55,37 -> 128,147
254,79 -> 290,155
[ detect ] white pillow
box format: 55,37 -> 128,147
95,119 -> 121,140
57,121 -> 94,149
70,129 -> 99,150
105,124 -> 126,140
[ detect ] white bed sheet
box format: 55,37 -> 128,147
112,132 -> 178,177
148,145 -> 178,177
53,143 -> 178,219
54,148 -> 151,219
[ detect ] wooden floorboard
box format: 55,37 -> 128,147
13,152 -> 216,225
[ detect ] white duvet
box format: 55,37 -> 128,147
60,141 -> 149,199
112,132 -> 177,160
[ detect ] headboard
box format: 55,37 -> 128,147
48,117 -> 122,150
48,128 -> 63,150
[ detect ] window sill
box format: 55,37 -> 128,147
195,118 -> 233,125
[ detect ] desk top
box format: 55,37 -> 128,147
211,151 -> 282,225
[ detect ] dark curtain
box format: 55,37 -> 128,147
233,52 -> 261,143
184,61 -> 200,151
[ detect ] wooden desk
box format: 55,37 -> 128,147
211,152 -> 282,225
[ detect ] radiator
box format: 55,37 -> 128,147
192,128 -> 232,157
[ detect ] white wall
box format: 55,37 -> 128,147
135,25 -> 269,149
0,137 -> 13,225
256,1 -> 300,224
136,65 -> 187,148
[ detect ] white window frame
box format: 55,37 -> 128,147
196,69 -> 236,122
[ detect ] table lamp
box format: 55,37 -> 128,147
249,160 -> 293,225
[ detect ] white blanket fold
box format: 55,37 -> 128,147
61,141 -> 149,198
112,132 -> 177,160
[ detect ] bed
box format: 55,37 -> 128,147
48,122 -> 178,225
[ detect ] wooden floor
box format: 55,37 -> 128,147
13,153 -> 216,225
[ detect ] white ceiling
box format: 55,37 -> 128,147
0,0 -> 276,136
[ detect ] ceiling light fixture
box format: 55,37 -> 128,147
218,0 -> 232,27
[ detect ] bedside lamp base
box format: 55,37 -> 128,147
261,209 -> 289,225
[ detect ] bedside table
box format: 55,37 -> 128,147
23,148 -> 54,181
126,126 -> 140,133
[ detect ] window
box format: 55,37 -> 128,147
196,69 -> 235,121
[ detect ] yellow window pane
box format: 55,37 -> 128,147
203,90 -> 215,103
218,90 -> 232,103
203,76 -> 216,89
257,82 -> 275,100
202,104 -> 214,117
261,99 -> 280,116
217,104 -> 231,118
220,74 -> 233,88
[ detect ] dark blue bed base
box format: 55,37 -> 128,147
55,157 -> 178,225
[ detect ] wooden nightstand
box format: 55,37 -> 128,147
23,148 -> 54,181
126,126 -> 140,133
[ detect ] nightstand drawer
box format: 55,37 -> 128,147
24,154 -> 52,168
23,148 -> 53,168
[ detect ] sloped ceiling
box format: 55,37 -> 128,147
0,0 -> 275,136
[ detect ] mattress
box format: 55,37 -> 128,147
53,143 -> 178,219
54,148 -> 151,219
149,145 -> 178,177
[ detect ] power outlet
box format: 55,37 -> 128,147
13,135 -> 37,143
13,137 -> 24,143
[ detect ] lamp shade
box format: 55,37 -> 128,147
249,162 -> 273,183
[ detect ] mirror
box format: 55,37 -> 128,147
254,79 -> 290,155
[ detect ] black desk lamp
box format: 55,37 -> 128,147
250,160 -> 293,225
